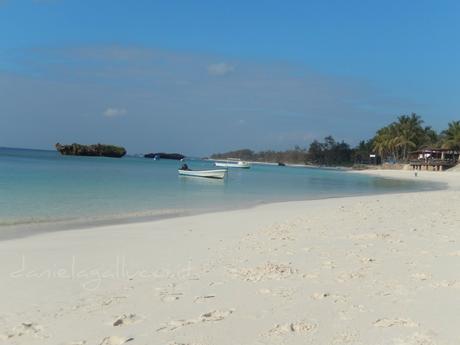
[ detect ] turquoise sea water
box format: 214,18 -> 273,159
0,147 -> 441,229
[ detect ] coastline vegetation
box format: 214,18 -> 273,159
211,114 -> 460,166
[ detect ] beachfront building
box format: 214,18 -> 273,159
409,148 -> 460,171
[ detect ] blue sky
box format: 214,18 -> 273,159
1,0 -> 459,155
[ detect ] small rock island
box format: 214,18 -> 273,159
55,143 -> 127,158
144,152 -> 185,160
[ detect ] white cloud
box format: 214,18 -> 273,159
103,107 -> 127,118
207,62 -> 235,76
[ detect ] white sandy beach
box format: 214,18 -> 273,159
0,169 -> 459,345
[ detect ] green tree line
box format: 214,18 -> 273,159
211,115 -> 460,166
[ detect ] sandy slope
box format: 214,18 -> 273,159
0,170 -> 459,345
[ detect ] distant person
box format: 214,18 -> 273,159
180,163 -> 190,171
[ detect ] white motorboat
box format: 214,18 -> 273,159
215,161 -> 250,169
178,169 -> 227,179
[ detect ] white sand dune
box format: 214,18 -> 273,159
0,169 -> 459,344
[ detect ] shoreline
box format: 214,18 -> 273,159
206,157 -> 350,170
354,168 -> 460,188
0,170 -> 447,241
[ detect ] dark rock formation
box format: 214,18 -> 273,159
144,152 -> 185,160
55,143 -> 127,158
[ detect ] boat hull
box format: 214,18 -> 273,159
178,169 -> 227,179
215,162 -> 250,169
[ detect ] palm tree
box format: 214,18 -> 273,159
421,126 -> 439,147
372,113 -> 435,162
392,113 -> 424,161
373,125 -> 397,160
441,121 -> 460,151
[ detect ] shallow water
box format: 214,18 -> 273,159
0,147 -> 442,228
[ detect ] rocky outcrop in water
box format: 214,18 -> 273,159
144,152 -> 185,160
55,143 -> 127,158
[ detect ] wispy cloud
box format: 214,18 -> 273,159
0,45 -> 418,154
103,107 -> 127,118
207,62 -> 235,76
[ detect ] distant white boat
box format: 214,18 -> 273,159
215,161 -> 251,169
178,169 -> 227,179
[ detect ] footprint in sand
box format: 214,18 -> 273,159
230,262 -> 297,282
74,295 -> 127,312
373,318 -> 418,328
3,322 -> 48,340
411,273 -> 431,281
156,319 -> 196,332
394,332 -> 436,345
193,295 -> 216,303
259,288 -> 294,298
336,270 -> 365,282
267,320 -> 317,336
161,293 -> 183,302
360,256 -> 376,263
98,336 -> 134,345
156,285 -> 183,302
430,280 -> 460,288
311,292 -> 331,300
302,273 -> 319,279
102,296 -> 128,306
156,309 -> 235,332
200,309 -> 234,322
331,294 -> 349,303
322,260 -> 336,269
332,331 -> 359,344
112,313 -> 142,327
